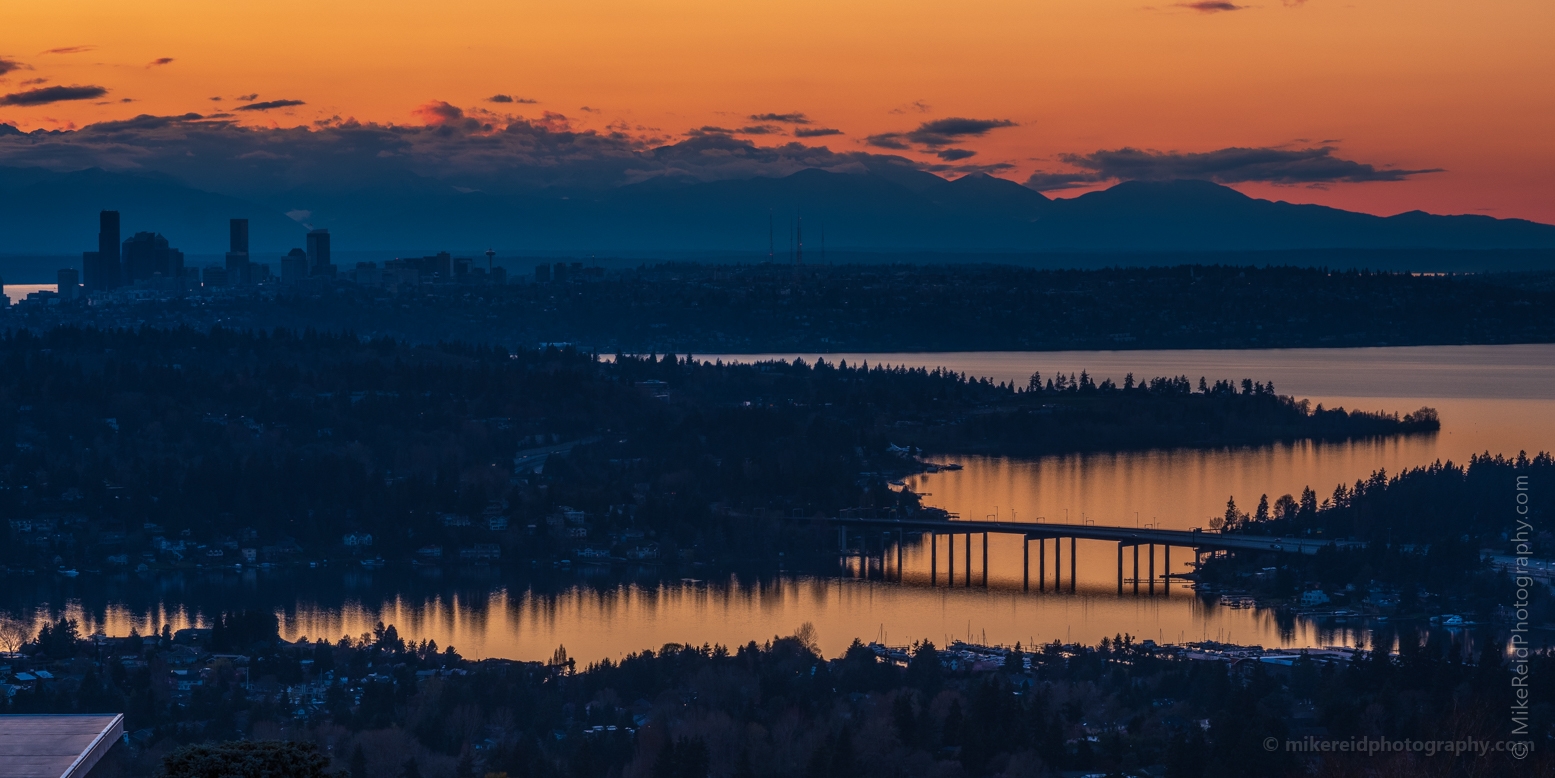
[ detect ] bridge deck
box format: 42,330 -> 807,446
822,517 -> 1353,555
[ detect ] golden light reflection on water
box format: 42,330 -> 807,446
41,571 -> 1365,665
28,345 -> 1551,664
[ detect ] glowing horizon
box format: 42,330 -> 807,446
3,0 -> 1552,222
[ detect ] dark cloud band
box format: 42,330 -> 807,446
749,112 -> 810,124
0,84 -> 108,106
868,117 -> 1017,153
235,99 -> 305,111
905,117 -> 1016,146
1177,1 -> 1245,12
1025,145 -> 1442,190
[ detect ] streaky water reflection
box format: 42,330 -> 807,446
13,565 -> 1360,663
16,344 -> 1551,663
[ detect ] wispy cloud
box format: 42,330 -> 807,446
868,116 -> 1017,153
0,84 -> 108,106
750,112 -> 810,124
889,100 -> 932,115
905,117 -> 1017,145
235,99 -> 305,112
0,56 -> 27,76
864,133 -> 910,150
1025,145 -> 1442,190
41,45 -> 96,55
1176,1 -> 1245,12
488,94 -> 538,104
147,57 -> 175,67
794,127 -> 843,138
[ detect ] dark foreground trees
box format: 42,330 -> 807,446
9,621 -> 1553,777
161,741 -> 331,778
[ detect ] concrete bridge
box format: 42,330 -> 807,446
815,516 -> 1358,594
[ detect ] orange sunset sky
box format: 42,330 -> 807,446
4,0 -> 1552,222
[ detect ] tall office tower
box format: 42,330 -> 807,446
225,218 -> 251,284
230,218 -> 249,254
57,269 -> 81,301
85,210 -> 122,290
281,248 -> 309,284
306,229 -> 333,276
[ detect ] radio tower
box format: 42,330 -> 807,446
796,214 -> 804,266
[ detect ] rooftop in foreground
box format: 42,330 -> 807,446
0,714 -> 124,778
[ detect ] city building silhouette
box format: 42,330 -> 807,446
307,229 -> 334,277
120,231 -> 184,284
225,218 -> 251,284
83,210 -> 121,291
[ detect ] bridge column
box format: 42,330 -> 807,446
1149,543 -> 1156,594
1132,544 -> 1140,593
1038,538 -> 1046,591
982,533 -> 988,587
930,533 -> 937,585
964,532 -> 972,587
1023,537 -> 1030,590
1054,536 -> 1061,591
897,531 -> 904,581
1070,537 -> 1076,592
1164,545 -> 1170,596
839,527 -> 847,553
948,532 -> 955,583
1117,542 -> 1125,594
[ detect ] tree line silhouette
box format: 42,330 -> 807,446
7,615 -> 1551,777
0,325 -> 1435,570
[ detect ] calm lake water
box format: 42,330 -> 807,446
3,283 -> 55,301
20,344 -> 1555,661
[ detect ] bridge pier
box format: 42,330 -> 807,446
1023,536 -> 1030,590
897,531 -> 904,581
982,533 -> 989,587
1133,544 -> 1140,593
1038,538 -> 1046,591
1117,542 -> 1125,594
1149,543 -> 1156,594
1070,537 -> 1076,592
964,532 -> 972,587
930,532 -> 937,585
1164,545 -> 1170,596
1053,535 -> 1061,590
948,532 -> 955,583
